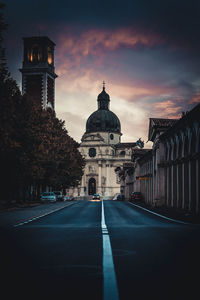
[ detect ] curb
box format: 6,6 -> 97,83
127,202 -> 190,225
13,201 -> 76,227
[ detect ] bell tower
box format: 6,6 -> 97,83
20,36 -> 57,109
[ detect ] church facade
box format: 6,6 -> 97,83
70,86 -> 136,199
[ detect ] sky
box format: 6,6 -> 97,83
3,0 -> 200,146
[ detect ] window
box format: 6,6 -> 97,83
89,148 -> 96,157
47,46 -> 53,64
120,150 -> 125,156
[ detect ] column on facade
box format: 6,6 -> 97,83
152,153 -> 155,204
98,161 -> 102,195
105,161 -> 110,197
73,187 -> 79,197
188,160 -> 192,210
80,175 -> 85,196
43,73 -> 47,107
154,141 -> 166,206
166,166 -> 169,206
196,159 -> 199,213
147,162 -> 149,203
176,163 -> 179,208
170,139 -> 174,207
180,132 -> 185,210
182,162 -> 185,209
146,176 -> 149,204
178,162 -> 182,208
171,164 -> 174,207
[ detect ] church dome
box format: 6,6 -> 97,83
86,86 -> 121,134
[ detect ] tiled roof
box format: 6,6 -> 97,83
150,118 -> 177,127
148,118 -> 178,141
159,102 -> 200,140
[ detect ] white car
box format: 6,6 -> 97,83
63,195 -> 73,201
53,191 -> 63,201
112,193 -> 121,200
41,192 -> 56,202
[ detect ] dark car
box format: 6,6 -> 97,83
92,194 -> 100,200
116,194 -> 124,201
130,192 -> 142,201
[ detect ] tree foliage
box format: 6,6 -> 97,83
0,4 -> 85,202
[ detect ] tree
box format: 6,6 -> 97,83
0,3 -> 24,202
0,4 -> 85,203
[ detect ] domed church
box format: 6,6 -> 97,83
71,84 -> 136,199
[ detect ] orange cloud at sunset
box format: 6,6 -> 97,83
56,27 -> 164,70
152,100 -> 182,118
58,28 -> 163,54
189,94 -> 200,104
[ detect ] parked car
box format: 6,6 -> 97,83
40,192 -> 56,202
53,191 -> 63,201
112,193 -> 121,200
92,194 -> 100,200
116,194 -> 124,201
63,195 -> 73,201
130,192 -> 142,201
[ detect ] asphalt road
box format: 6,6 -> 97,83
1,200 -> 200,300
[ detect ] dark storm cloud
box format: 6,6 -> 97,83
5,0 -> 200,39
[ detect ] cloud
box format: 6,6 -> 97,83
152,99 -> 182,118
53,25 -> 200,144
55,27 -> 165,78
56,111 -> 86,143
189,94 -> 200,104
4,1 -> 200,146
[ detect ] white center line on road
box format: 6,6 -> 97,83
13,202 -> 75,227
101,200 -> 119,300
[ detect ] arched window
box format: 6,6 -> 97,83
173,139 -> 177,160
168,144 -> 172,161
32,44 -> 41,62
184,133 -> 189,157
120,150 -> 125,156
89,148 -> 96,157
165,143 -> 169,160
190,129 -> 196,155
178,136 -> 182,158
47,46 -> 53,64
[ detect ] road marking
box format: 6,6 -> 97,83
128,202 -> 189,225
101,200 -> 119,300
13,202 -> 75,227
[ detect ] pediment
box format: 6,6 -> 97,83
81,133 -> 104,142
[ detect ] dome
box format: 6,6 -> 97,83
86,109 -> 121,133
86,85 -> 121,134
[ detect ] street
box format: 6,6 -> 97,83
1,200 -> 200,300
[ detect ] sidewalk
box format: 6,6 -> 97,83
0,201 -> 41,212
0,201 -> 76,227
127,200 -> 200,224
